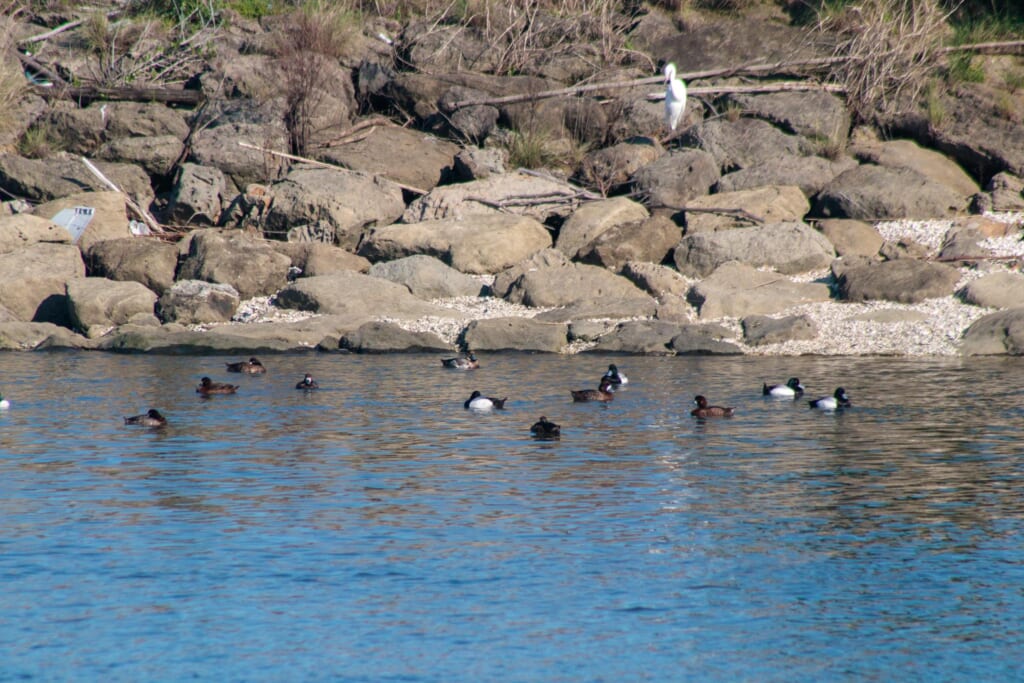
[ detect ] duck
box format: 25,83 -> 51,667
295,374 -> 319,390
225,357 -> 266,374
123,408 -> 167,427
763,377 -> 804,398
0,393 -> 8,410
603,364 -> 629,386
809,387 -> 851,411
196,377 -> 239,395
691,395 -> 735,418
442,352 -> 478,370
571,377 -> 615,403
464,390 -> 507,411
530,415 -> 561,439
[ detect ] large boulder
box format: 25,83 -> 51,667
359,214 -> 552,274
0,154 -> 153,207
674,221 -> 835,277
34,191 -> 131,253
655,18 -> 829,73
461,317 -> 568,353
741,313 -> 818,346
631,148 -> 719,208
318,124 -> 459,192
555,197 -> 649,259
189,121 -> 289,190
687,261 -> 831,319
0,321 -> 92,351
177,230 -> 292,300
368,255 -> 487,299
0,243 -> 85,325
262,166 -> 405,250
716,154 -> 857,197
851,137 -> 980,199
273,242 -> 370,277
102,102 -> 190,140
578,215 -> 680,271
85,237 -> 179,295
669,324 -> 743,354
402,172 -> 579,223
684,185 -> 809,233
579,137 -> 664,193
157,280 -> 241,324
619,261 -> 692,299
275,271 -> 462,320
725,90 -> 851,143
339,321 -> 451,353
836,259 -> 961,303
65,277 -> 158,338
491,248 -> 571,299
815,219 -> 884,258
588,320 -> 682,354
678,118 -> 802,172
96,135 -> 184,177
960,272 -> 1024,309
503,262 -> 655,308
961,307 -> 1024,355
533,297 -> 659,322
166,163 -> 229,227
0,213 -> 71,252
813,165 -> 967,219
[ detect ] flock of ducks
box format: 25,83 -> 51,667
441,353 -> 853,441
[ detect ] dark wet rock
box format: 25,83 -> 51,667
462,317 -> 568,353
339,321 -> 450,353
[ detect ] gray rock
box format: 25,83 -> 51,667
631,148 -> 719,208
98,322 -> 319,354
579,215 -> 680,271
275,271 -> 462,320
669,324 -> 742,355
850,309 -> 929,323
815,219 -> 883,258
852,138 -> 980,199
678,118 -> 802,172
687,261 -> 831,319
684,185 -> 809,233
813,165 -> 967,219
273,242 -> 370,277
318,124 -> 459,192
555,197 -> 649,259
177,230 -> 292,300
0,214 -> 71,252
189,121 -> 289,190
928,84 -> 1024,181
402,172 -> 579,223
716,154 -> 857,197
879,237 -> 930,261
960,272 -> 1024,309
447,96 -> 499,143
655,18 -> 829,73
360,214 -> 552,275
0,243 -> 84,325
462,317 -> 568,353
985,172 -> 1024,212
491,248 -> 571,299
34,191 -> 130,254
674,221 -> 835,277
85,237 -> 179,296
97,135 -> 184,177
533,297 -> 658,322
339,321 -> 450,353
938,225 -> 989,261
741,314 -> 818,346
264,166 -> 406,250
725,90 -> 851,143
837,259 -> 961,303
0,321 -> 92,351
579,137 -> 663,193
589,320 -> 682,354
453,147 -> 506,181
961,307 -> 1024,355
157,280 -> 240,324
0,154 -> 153,208
44,102 -> 105,154
654,294 -> 698,322
619,261 -> 691,299
568,320 -> 615,342
66,277 -> 158,338
166,163 -> 228,227
368,255 -> 487,299
102,102 -> 190,140
504,262 -> 655,309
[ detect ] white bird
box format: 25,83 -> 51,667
0,393 -> 9,410
663,62 -> 687,132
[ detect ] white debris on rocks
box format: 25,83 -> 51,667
380,296 -> 552,346
185,295 -> 319,332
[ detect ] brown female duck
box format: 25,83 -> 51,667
197,377 -> 239,395
691,395 -> 735,418
571,377 -> 615,403
226,357 -> 266,374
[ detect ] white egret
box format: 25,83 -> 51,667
663,62 -> 687,132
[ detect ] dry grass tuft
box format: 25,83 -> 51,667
0,6 -> 28,142
818,0 -> 953,123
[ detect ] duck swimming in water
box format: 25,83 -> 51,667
530,416 -> 561,439
442,352 -> 478,370
0,392 -> 9,410
123,409 -> 167,427
809,387 -> 851,411
691,395 -> 735,418
603,364 -> 629,386
763,377 -> 804,398
295,374 -> 319,390
571,377 -> 615,403
226,357 -> 266,374
197,377 -> 239,395
464,390 -> 507,411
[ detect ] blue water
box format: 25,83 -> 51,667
1,352 -> 1023,681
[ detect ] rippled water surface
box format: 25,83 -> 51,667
2,352 -> 1023,681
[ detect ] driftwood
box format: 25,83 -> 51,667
19,10 -> 123,45
237,141 -> 428,195
658,203 -> 765,225
319,116 -> 395,148
31,83 -> 204,105
80,157 -> 164,235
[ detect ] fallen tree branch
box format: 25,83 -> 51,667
237,141 -> 428,195
19,10 -> 122,45
319,116 -> 394,148
658,202 -> 765,225
32,84 -> 204,105
80,156 -> 164,235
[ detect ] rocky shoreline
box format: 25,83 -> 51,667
0,3 -> 1023,356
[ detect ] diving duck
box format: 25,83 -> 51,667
530,416 -> 561,439
0,392 -> 8,410
197,377 -> 239,395
691,395 -> 735,418
763,377 -> 804,398
571,377 -> 615,402
603,364 -> 629,386
464,390 -> 507,411
226,357 -> 266,374
442,352 -> 478,370
295,374 -> 319,390
123,409 -> 167,427
809,388 -> 851,411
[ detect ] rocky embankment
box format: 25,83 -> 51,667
0,4 -> 1022,356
